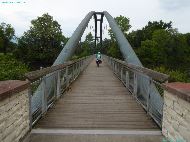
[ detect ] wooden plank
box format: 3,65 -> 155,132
35,59 -> 159,130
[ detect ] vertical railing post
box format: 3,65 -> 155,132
116,62 -> 117,74
28,82 -> 33,129
77,61 -> 79,74
121,65 -> 123,81
56,70 -> 61,99
133,73 -> 138,96
82,59 -> 84,70
114,62 -> 116,73
113,61 -> 115,71
74,63 -> 76,79
108,57 -> 112,66
72,64 -> 74,81
81,60 -> 83,70
147,78 -> 152,113
42,77 -> 48,114
111,60 -> 113,70
79,60 -> 82,72
117,63 -> 119,76
53,73 -> 57,99
65,65 -> 69,89
125,70 -> 129,88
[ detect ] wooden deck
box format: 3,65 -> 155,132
34,59 -> 159,130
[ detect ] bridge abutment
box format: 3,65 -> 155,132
162,83 -> 190,141
0,80 -> 30,142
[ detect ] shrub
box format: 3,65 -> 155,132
0,54 -> 29,81
154,66 -> 190,83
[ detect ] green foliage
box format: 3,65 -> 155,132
154,66 -> 190,83
108,15 -> 131,41
184,33 -> 190,46
85,32 -> 93,43
107,42 -> 122,59
0,54 -> 29,81
73,32 -> 94,58
0,22 -> 15,54
1,14 -> 188,83
14,13 -> 66,67
107,15 -> 131,59
137,40 -> 161,67
128,20 -> 173,48
142,20 -> 172,40
127,20 -> 190,82
136,28 -> 190,72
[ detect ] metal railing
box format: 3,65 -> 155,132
25,55 -> 93,127
104,55 -> 169,128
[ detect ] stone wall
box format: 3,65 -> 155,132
0,80 -> 30,142
162,83 -> 190,142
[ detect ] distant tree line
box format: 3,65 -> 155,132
0,14 -> 190,82
97,16 -> 190,82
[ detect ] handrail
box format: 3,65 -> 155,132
25,57 -> 88,81
107,56 -> 169,82
27,55 -> 93,127
104,55 -> 168,128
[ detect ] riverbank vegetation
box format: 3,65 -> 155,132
0,14 -> 189,82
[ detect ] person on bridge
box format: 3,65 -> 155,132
96,52 -> 102,67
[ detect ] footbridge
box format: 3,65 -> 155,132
1,11 -> 190,142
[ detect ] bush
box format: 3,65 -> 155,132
154,66 -> 190,83
0,54 -> 29,81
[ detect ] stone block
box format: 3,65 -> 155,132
0,121 -> 5,133
178,125 -> 190,141
164,96 -> 174,109
173,102 -> 187,116
177,96 -> 190,112
2,130 -> 16,142
0,88 -> 30,142
3,122 -> 16,137
0,109 -> 6,122
4,99 -> 19,113
163,86 -> 190,142
0,132 -> 3,141
164,91 -> 178,102
184,111 -> 190,124
0,97 -> 9,107
0,104 -> 5,115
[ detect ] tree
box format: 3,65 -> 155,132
137,40 -> 161,67
127,30 -> 144,48
0,54 -> 28,81
107,42 -> 123,59
80,33 -> 94,56
142,20 -> 172,40
85,32 -> 93,43
108,15 -> 131,40
0,22 -> 15,54
15,13 -> 65,68
107,15 -> 131,59
184,33 -> 190,46
127,20 -> 173,48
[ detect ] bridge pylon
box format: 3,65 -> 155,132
93,12 -> 104,49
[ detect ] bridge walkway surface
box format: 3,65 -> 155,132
24,59 -> 164,142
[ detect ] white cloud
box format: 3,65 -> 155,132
159,0 -> 190,10
0,0 -> 190,38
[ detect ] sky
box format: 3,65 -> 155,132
0,0 -> 190,39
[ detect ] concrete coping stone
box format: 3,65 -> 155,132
163,82 -> 190,103
0,80 -> 30,101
